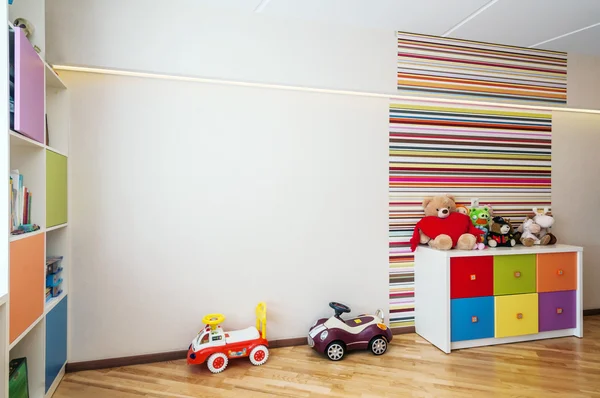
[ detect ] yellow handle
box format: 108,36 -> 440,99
255,302 -> 267,340
202,313 -> 225,331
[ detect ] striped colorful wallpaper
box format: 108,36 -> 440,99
397,32 -> 567,105
388,99 -> 552,331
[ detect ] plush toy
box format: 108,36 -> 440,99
487,216 -> 516,247
455,204 -> 469,216
410,194 -> 484,252
533,207 -> 557,244
519,218 -> 546,246
469,201 -> 493,244
518,208 -> 557,246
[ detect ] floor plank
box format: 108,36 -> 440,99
55,316 -> 600,397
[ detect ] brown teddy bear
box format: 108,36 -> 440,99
487,216 -> 517,247
410,194 -> 485,251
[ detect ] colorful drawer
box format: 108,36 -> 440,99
494,254 -> 536,296
450,256 -> 493,299
539,291 -> 576,332
10,26 -> 45,143
47,150 -> 68,227
451,296 -> 494,342
9,234 -> 45,343
414,245 -> 583,354
495,293 -> 538,338
46,295 -> 68,393
537,252 -> 577,292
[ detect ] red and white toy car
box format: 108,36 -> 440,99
187,302 -> 269,373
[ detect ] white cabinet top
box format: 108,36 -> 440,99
415,244 -> 583,258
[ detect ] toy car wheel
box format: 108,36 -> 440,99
369,336 -> 388,356
249,345 -> 269,366
326,341 -> 345,361
207,353 -> 228,374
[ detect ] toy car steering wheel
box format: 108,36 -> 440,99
202,313 -> 225,331
329,302 -> 351,318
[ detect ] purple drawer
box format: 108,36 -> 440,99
538,291 -> 576,332
12,27 -> 45,143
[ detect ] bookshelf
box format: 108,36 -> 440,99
2,0 -> 70,396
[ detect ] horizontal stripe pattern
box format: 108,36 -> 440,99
389,99 -> 552,332
397,32 -> 567,105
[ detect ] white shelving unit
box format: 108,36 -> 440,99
3,0 -> 70,397
0,1 -> 10,397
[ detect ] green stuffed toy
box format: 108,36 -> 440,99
469,199 -> 492,243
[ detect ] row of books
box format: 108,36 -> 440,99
10,169 -> 32,231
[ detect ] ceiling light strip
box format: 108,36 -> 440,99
254,0 -> 272,13
52,64 -> 600,115
530,21 -> 600,48
442,0 -> 500,37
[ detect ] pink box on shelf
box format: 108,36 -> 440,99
12,27 -> 44,144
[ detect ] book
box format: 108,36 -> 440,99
9,170 -> 33,232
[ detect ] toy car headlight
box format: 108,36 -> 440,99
320,330 -> 328,341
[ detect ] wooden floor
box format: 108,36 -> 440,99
55,316 -> 600,398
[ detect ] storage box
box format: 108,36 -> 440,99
51,285 -> 62,299
46,256 -> 63,274
9,357 -> 29,398
46,273 -> 62,288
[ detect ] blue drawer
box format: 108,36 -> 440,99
451,296 -> 494,342
45,295 -> 67,392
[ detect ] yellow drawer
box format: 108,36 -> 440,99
495,293 -> 538,338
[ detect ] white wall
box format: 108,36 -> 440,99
567,53 -> 600,110
47,0 -> 395,363
552,111 -> 600,310
46,0 -> 396,94
64,71 -> 389,362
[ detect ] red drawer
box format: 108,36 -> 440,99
450,256 -> 494,299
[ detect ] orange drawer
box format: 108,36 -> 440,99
536,252 -> 577,293
10,234 -> 44,343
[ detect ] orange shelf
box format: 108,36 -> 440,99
10,233 -> 45,344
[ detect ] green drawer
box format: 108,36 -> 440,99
46,150 -> 68,227
493,254 -> 536,296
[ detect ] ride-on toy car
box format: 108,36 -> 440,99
308,302 -> 392,361
187,302 -> 269,373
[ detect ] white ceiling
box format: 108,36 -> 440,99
196,0 -> 600,56
260,0 -> 491,35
